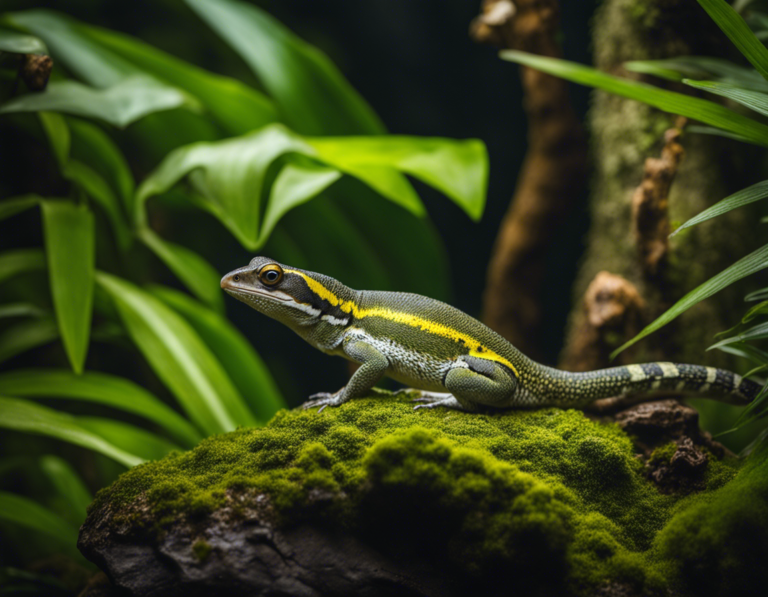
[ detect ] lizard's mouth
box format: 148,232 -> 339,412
223,285 -> 292,302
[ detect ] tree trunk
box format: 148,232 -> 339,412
561,0 -> 761,370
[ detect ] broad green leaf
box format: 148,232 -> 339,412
185,0 -> 385,135
709,320 -> 768,350
612,243 -> 768,357
138,228 -> 224,314
696,0 -> 768,81
0,303 -> 45,319
0,248 -> 45,284
683,79 -> 768,118
63,161 -> 130,250
0,396 -> 143,467
0,195 -> 40,222
0,318 -> 58,363
746,287 -> 768,301
42,201 -> 94,374
136,125 -> 312,248
0,27 -> 47,54
77,417 -> 180,462
96,272 -> 256,434
260,161 -> 341,241
39,112 -> 69,167
672,180 -> 768,236
307,136 -> 488,221
0,491 -> 76,549
39,455 -> 91,525
81,23 -> 277,136
149,285 -> 286,422
743,300 -> 768,323
501,50 -> 768,147
0,76 -> 200,128
0,369 -> 201,447
7,9 -> 140,87
625,57 -> 768,91
68,118 -> 134,213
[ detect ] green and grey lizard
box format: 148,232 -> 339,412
221,257 -> 760,412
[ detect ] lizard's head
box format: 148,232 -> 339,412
220,256 -> 331,327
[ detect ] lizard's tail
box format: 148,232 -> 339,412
548,362 -> 761,406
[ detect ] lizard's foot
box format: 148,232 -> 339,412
302,391 -> 344,413
410,393 -> 469,412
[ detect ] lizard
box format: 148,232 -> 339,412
221,256 -> 761,413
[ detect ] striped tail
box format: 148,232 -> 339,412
557,362 -> 762,407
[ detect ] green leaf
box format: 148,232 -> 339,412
0,76 -> 200,128
625,57 -> 768,91
716,343 -> 768,365
0,318 -> 58,363
149,285 -> 286,422
63,161 -> 131,250
68,118 -> 134,214
81,23 -> 277,136
0,303 -> 45,319
0,195 -> 40,222
696,0 -> 768,81
0,248 -> 45,284
185,0 -> 385,136
743,300 -> 768,323
138,125 -> 486,248
746,287 -> 768,301
96,272 -> 256,435
500,50 -> 768,147
0,396 -> 143,467
0,491 -> 76,549
307,136 -> 489,221
683,78 -> 768,118
41,201 -> 94,374
39,112 -> 70,167
260,161 -> 342,242
136,125 -> 312,248
687,124 -> 752,143
0,27 -> 47,54
612,243 -> 768,357
0,369 -> 201,447
77,417 -> 180,462
709,320 -> 768,350
672,179 -> 768,236
138,228 -> 224,314
39,455 -> 91,524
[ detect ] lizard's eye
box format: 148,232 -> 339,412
259,264 -> 283,286
233,274 -> 240,282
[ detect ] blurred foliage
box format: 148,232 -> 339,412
504,0 -> 768,446
0,0 -> 488,575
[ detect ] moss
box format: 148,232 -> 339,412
191,539 -> 211,562
92,395 -> 764,596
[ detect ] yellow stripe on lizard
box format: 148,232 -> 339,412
285,269 -> 520,376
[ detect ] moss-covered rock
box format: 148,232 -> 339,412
82,396 -> 768,596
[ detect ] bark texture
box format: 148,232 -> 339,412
561,0 -> 760,369
472,0 -> 588,360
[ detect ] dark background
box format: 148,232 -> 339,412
1,0 -> 597,405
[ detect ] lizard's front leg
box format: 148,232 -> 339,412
303,340 -> 389,411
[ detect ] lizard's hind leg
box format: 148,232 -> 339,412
443,355 -> 518,410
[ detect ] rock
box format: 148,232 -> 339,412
78,395 -> 767,596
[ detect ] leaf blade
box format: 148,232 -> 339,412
0,491 -> 77,549
500,50 -> 768,147
672,179 -> 768,235
0,369 -> 201,447
612,243 -> 768,357
41,201 -> 94,374
0,396 -> 143,467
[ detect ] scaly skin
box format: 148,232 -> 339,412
221,257 -> 760,412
